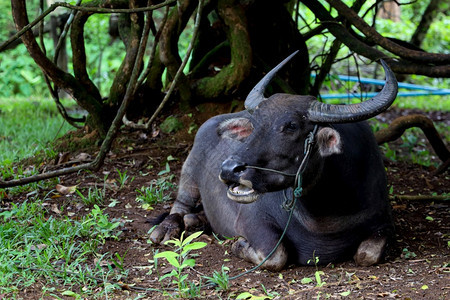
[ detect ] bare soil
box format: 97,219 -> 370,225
5,105 -> 450,299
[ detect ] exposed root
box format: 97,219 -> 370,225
375,114 -> 449,173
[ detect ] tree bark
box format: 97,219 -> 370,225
192,0 -> 252,100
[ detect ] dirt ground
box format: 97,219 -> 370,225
6,105 -> 450,299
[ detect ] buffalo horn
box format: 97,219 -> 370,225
245,50 -> 299,113
307,59 -> 398,123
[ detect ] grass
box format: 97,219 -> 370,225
0,199 -> 124,298
0,97 -> 75,166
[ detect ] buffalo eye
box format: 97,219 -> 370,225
284,121 -> 298,132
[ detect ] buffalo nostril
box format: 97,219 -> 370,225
220,159 -> 247,182
232,164 -> 247,173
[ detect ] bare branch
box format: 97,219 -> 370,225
325,0 -> 450,65
124,0 -> 205,130
301,0 -> 450,77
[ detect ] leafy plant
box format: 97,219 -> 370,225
380,144 -> 397,162
154,231 -> 207,298
0,200 -> 124,298
76,186 -> 106,206
204,265 -> 230,292
306,252 -> 326,287
116,168 -> 135,190
401,247 -> 417,259
136,176 -> 176,207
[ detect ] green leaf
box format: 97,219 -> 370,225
154,251 -> 180,268
425,216 -> 434,221
180,274 -> 189,282
181,258 -> 196,268
181,242 -> 207,255
235,292 -> 270,300
236,292 -> 253,299
301,277 -> 313,284
339,291 -> 351,296
159,270 -> 177,281
160,116 -> 183,133
62,290 -> 80,298
181,231 -> 204,247
421,285 -> 429,290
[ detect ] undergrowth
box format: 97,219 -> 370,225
0,199 -> 124,298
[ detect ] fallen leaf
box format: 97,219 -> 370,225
55,184 -> 78,195
30,244 -> 47,251
51,204 -> 62,214
57,152 -> 70,165
74,153 -> 91,161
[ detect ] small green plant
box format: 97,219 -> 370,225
81,205 -> 122,243
76,186 -> 105,206
116,169 -> 135,189
380,144 -> 397,162
306,252 -> 326,287
401,247 -> 417,259
154,231 -> 207,298
0,200 -> 124,298
204,265 -> 230,292
136,175 -> 176,207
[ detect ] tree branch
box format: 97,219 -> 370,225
301,0 -> 450,77
71,10 -> 102,100
108,0 -> 144,106
159,0 -> 198,104
325,0 -> 450,65
123,0 -> 204,130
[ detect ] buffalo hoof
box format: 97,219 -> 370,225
183,211 -> 210,233
231,237 -> 287,272
150,213 -> 183,244
354,235 -> 387,266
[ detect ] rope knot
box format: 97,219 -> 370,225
294,186 -> 303,198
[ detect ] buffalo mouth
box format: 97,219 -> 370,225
227,183 -> 259,203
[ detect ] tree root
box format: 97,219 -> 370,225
375,114 -> 449,174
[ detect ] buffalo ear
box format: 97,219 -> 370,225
316,127 -> 342,157
217,118 -> 253,141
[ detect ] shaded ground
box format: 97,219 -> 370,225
5,105 -> 450,299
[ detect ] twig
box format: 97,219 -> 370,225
123,0 -> 204,130
0,0 -> 176,51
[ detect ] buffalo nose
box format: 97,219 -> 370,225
220,159 -> 247,183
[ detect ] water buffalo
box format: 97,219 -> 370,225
151,52 -> 398,271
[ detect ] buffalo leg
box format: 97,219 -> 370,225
150,156 -> 201,244
231,236 -> 288,272
354,234 -> 387,266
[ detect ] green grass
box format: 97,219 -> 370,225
0,200 -> 124,298
0,97 -> 75,165
394,95 -> 450,112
